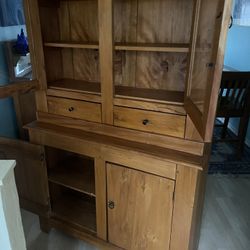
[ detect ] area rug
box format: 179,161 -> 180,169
209,126 -> 250,175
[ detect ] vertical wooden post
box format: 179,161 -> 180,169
99,0 -> 114,124
95,157 -> 107,240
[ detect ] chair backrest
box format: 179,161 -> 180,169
218,72 -> 250,113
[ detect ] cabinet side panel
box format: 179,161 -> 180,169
170,165 -> 199,250
185,115 -> 203,141
188,145 -> 210,250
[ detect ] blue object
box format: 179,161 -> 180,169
13,28 -> 29,56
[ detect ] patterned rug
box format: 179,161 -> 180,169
209,126 -> 250,175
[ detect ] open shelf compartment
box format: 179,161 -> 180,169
46,147 -> 95,197
39,0 -> 99,44
115,86 -> 184,105
40,0 -> 100,95
114,50 -> 187,104
112,0 -> 192,106
44,47 -> 100,95
49,183 -> 96,234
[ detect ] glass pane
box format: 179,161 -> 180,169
0,0 -> 33,83
190,0 -> 223,113
0,0 -> 36,141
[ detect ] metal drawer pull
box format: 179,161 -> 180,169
142,119 -> 149,125
68,107 -> 74,112
108,200 -> 115,209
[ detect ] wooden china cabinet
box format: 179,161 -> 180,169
3,0 -> 232,249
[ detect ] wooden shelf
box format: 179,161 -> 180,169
44,42 -> 99,50
48,79 -> 101,95
115,43 -> 189,53
115,86 -> 184,105
48,79 -> 183,105
51,192 -> 96,234
44,42 -> 188,53
48,155 -> 95,197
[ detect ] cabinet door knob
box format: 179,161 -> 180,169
68,107 -> 74,112
142,119 -> 149,125
108,200 -> 115,209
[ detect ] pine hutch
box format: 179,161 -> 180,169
0,0 -> 232,249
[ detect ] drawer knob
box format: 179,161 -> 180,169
108,200 -> 115,209
142,119 -> 149,125
68,107 -> 74,112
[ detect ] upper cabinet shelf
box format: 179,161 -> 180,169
115,43 -> 189,53
48,79 -> 101,95
43,42 -> 189,53
44,42 -> 99,50
115,86 -> 184,105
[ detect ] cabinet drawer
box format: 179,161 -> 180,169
114,106 -> 186,138
47,97 -> 101,123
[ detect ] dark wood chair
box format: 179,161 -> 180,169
216,71 -> 250,156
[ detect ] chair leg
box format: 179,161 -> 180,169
238,115 -> 249,157
221,117 -> 229,139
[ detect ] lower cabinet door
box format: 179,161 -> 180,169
107,163 -> 175,250
0,137 -> 49,215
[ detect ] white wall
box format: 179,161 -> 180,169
224,24 -> 250,147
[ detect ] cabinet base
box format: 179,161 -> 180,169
38,216 -> 120,250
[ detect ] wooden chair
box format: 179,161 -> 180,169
216,71 -> 250,155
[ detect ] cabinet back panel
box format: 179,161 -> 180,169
72,49 -> 100,82
114,0 -> 193,44
39,6 -> 60,41
68,1 -> 99,42
45,47 -> 100,84
44,47 -> 63,83
114,51 -> 187,91
39,1 -> 99,42
114,51 -> 137,87
114,0 -> 138,43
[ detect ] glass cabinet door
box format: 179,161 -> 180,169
0,0 -> 35,84
185,0 -> 232,141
